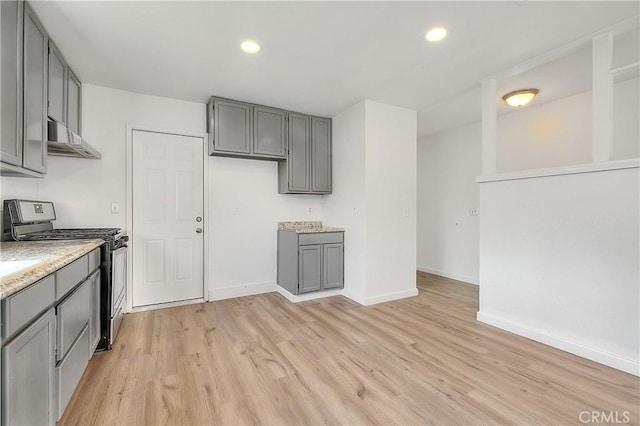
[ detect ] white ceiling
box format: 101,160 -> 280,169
30,1 -> 639,137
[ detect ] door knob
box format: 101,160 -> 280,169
196,228 -> 203,233
196,216 -> 202,222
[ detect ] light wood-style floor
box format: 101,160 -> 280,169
60,273 -> 639,425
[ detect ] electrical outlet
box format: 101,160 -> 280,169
308,207 -> 312,214
470,208 -> 479,216
402,208 -> 409,217
110,202 -> 120,214
234,207 -> 240,215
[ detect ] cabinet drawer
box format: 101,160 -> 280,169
298,232 -> 343,245
56,254 -> 89,299
56,280 -> 90,361
2,274 -> 55,338
88,248 -> 100,273
56,324 -> 89,420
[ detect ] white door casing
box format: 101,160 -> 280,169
131,130 -> 204,307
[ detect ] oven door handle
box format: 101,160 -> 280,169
113,245 -> 128,253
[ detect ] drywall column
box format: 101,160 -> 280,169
324,100 -> 418,305
481,79 -> 497,175
592,33 -> 613,162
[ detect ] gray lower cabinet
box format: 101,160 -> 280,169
0,0 -> 48,178
2,308 -> 56,426
278,231 -> 344,295
208,97 -> 287,160
278,115 -> 332,195
298,244 -> 322,293
322,243 -> 344,289
1,247 -> 102,426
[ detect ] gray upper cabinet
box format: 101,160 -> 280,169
311,117 -> 332,193
208,97 -> 287,160
47,41 -> 66,124
1,0 -> 48,178
22,2 -> 48,174
286,113 -> 311,192
278,114 -> 332,195
209,98 -> 251,155
253,106 -> 286,158
67,69 -> 81,135
47,27 -> 82,138
0,0 -> 23,168
2,308 -> 56,426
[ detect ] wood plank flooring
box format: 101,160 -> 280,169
60,272 -> 639,425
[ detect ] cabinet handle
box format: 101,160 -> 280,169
196,228 -> 203,234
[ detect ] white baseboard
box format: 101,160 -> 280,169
417,265 -> 479,285
209,281 -> 276,301
364,288 -> 419,306
131,297 -> 205,313
477,311 -> 640,377
275,285 -> 344,303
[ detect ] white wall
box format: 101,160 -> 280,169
0,84 -> 205,230
321,102 -> 367,302
324,100 -> 418,305
0,84 -> 327,304
478,167 -> 639,375
497,77 -> 639,172
417,122 -> 481,284
364,101 -> 417,302
208,157 -> 324,300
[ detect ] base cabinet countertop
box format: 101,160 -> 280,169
0,239 -> 103,300
0,239 -> 104,425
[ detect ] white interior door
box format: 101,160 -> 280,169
132,130 -> 204,307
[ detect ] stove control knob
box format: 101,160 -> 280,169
196,216 -> 202,222
196,228 -> 203,234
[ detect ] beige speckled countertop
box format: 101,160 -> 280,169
0,239 -> 104,300
278,221 -> 345,234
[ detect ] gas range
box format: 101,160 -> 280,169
2,199 -> 128,350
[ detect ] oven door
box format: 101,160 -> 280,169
109,244 -> 127,346
111,245 -> 127,309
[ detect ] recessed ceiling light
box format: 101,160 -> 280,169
240,40 -> 261,54
502,89 -> 539,108
425,27 -> 447,43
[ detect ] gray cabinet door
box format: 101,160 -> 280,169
89,270 -> 100,355
311,117 -> 331,193
23,3 -> 48,173
298,244 -> 322,293
322,243 -> 344,289
0,0 -> 23,167
47,41 -> 66,124
67,69 -> 81,136
212,99 -> 251,154
287,113 -> 310,192
253,106 -> 286,158
2,308 -> 56,426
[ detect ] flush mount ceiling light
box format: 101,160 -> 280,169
425,27 -> 448,42
240,40 -> 261,54
502,89 -> 539,108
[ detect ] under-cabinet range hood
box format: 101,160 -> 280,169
47,120 -> 101,159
